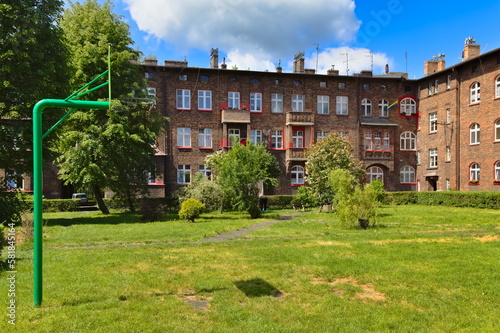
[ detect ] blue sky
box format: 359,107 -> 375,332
101,0 -> 499,79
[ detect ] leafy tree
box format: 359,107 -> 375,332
176,172 -> 223,212
53,0 -> 166,214
206,140 -> 280,218
0,0 -> 70,174
305,133 -> 364,207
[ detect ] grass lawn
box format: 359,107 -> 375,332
2,205 -> 499,332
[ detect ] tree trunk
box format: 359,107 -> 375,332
92,184 -> 109,215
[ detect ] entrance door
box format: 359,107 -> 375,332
228,128 -> 240,146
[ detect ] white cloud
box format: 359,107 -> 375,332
123,0 -> 361,59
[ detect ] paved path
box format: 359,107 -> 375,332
199,212 -> 301,243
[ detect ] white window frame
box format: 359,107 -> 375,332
336,96 -> 348,115
292,130 -> 304,148
447,75 -> 451,90
291,165 -> 305,185
374,132 -> 381,151
292,94 -> 304,112
365,132 -> 372,151
446,146 -> 451,162
177,165 -> 191,184
198,90 -> 212,111
379,99 -> 389,117
367,166 -> 383,183
495,119 -> 500,142
469,163 -> 480,182
496,76 -> 500,98
316,131 -> 328,141
383,133 -> 390,151
446,108 -> 451,124
429,112 -> 438,133
361,98 -> 372,117
271,130 -> 283,149
495,161 -> 500,180
250,130 -> 262,144
228,92 -> 240,109
317,95 -> 329,114
400,131 -> 416,151
271,93 -> 283,113
198,165 -> 211,179
400,166 -> 415,184
176,89 -> 190,110
198,128 -> 212,148
177,127 -> 191,147
228,128 -> 240,146
470,123 -> 480,145
429,148 -> 438,168
470,82 -> 480,103
434,80 -> 439,94
250,92 -> 262,112
400,97 -> 416,115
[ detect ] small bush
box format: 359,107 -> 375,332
178,198 -> 205,222
267,195 -> 295,209
291,187 -> 318,209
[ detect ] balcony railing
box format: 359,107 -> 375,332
286,110 -> 314,125
363,151 -> 392,160
220,103 -> 251,123
286,148 -> 307,161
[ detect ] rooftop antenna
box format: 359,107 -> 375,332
341,52 -> 352,75
465,36 -> 476,45
366,51 -> 373,72
313,43 -> 319,72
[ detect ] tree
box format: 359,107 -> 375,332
176,172 -> 223,212
206,141 -> 280,218
53,0 -> 166,214
305,133 -> 365,206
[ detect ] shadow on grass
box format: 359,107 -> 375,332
45,213 -> 179,227
234,278 -> 283,298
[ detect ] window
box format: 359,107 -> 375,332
400,132 -> 416,150
177,165 -> 191,184
380,85 -> 387,91
367,166 -> 383,183
365,132 -> 388,151
416,151 -> 421,165
292,94 -> 304,112
198,165 -> 211,179
200,75 -> 209,82
446,108 -> 451,124
339,131 -> 348,139
177,128 -> 191,147
470,163 -> 480,182
361,98 -> 372,117
176,89 -> 190,110
365,132 -> 372,150
428,82 -> 432,96
146,87 -> 156,98
336,96 -> 348,115
383,133 -> 390,151
447,75 -> 451,89
470,123 -> 480,144
271,93 -> 283,113
400,97 -> 416,115
434,80 -> 439,93
250,93 -> 262,112
198,90 -> 212,111
291,166 -> 305,185
470,82 -> 480,103
320,81 -> 327,88
496,119 -> 500,141
251,78 -> 261,84
228,128 -> 240,146
429,112 -> 438,133
292,128 -> 304,148
250,130 -> 262,144
145,72 -> 153,79
495,161 -> 500,180
198,128 -> 212,148
6,171 -> 23,190
271,130 -> 283,149
228,92 -> 240,109
400,166 -> 416,184
294,80 -> 302,86
429,148 -> 438,168
317,95 -> 329,114
496,76 -> 500,98
317,131 -> 328,140
339,82 -> 346,89
146,169 -> 156,184
446,179 -> 451,191
179,74 -> 187,81
374,132 -> 381,150
379,99 -> 389,117
446,146 -> 451,162
363,84 -> 370,90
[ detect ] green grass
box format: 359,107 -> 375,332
2,205 -> 499,332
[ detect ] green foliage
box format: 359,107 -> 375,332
140,198 -> 167,222
385,191 -> 500,209
0,186 -> 28,226
267,195 -> 295,209
43,199 -> 81,213
305,133 -> 365,205
176,173 -> 223,211
369,179 -> 385,203
291,186 -> 318,208
179,198 -> 205,222
206,141 -> 280,218
329,169 -> 377,229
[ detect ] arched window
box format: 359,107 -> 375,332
361,98 -> 372,117
379,99 -> 389,117
495,76 -> 500,98
469,163 -> 480,182
400,97 -> 416,115
400,131 -> 416,150
367,166 -> 383,183
495,161 -> 500,180
470,123 -> 480,144
470,82 -> 480,103
291,166 -> 305,185
400,166 -> 415,184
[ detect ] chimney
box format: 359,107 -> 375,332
221,57 -> 227,69
293,51 -> 305,73
144,58 -> 158,66
210,48 -> 219,69
276,59 -> 282,73
424,60 -> 438,76
437,59 -> 446,71
360,70 -> 372,77
327,69 -> 339,76
462,37 -> 480,60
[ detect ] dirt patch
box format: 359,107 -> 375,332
180,294 -> 212,311
369,238 -> 459,245
312,277 -> 386,302
474,234 -> 500,242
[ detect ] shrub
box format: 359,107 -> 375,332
267,195 -> 295,209
176,173 -> 223,212
178,198 -> 205,222
42,199 -> 81,212
385,191 -> 500,209
0,190 -> 28,226
140,198 -> 167,222
291,187 -> 318,209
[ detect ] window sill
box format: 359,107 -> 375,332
198,109 -> 212,112
199,147 -> 213,150
291,183 -> 305,187
177,109 -> 191,111
468,182 -> 480,185
469,102 -> 480,106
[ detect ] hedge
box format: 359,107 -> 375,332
384,191 -> 500,209
266,195 -> 295,209
42,199 -> 81,212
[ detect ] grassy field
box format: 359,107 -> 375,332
1,205 -> 499,332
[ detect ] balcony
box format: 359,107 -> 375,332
363,151 -> 392,160
286,148 -> 307,162
286,110 -> 314,126
220,103 -> 251,123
